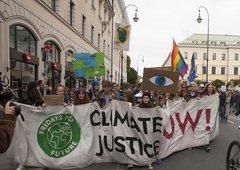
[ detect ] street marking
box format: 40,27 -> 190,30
228,120 -> 234,124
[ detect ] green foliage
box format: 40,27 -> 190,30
211,79 -> 225,88
127,55 -> 138,84
121,82 -> 130,89
229,79 -> 240,86
195,80 -> 204,85
127,67 -> 138,84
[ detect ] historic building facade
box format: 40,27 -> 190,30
0,0 -> 129,90
163,34 -> 240,83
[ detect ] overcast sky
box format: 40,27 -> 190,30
124,0 -> 240,76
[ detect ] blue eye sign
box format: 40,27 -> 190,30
142,67 -> 180,94
149,76 -> 174,87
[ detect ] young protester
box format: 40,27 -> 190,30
184,82 -> 200,102
76,88 -> 90,105
200,83 -> 216,152
158,95 -> 166,108
201,83 -> 216,96
138,91 -> 154,109
181,82 -> 188,100
54,84 -> 70,105
137,91 -> 154,169
113,83 -> 124,101
96,80 -> 118,108
28,81 -> 44,107
88,79 -> 100,101
68,88 -> 79,105
124,89 -> 136,107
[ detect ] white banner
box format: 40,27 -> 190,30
159,95 -> 219,158
7,96 -> 219,169
114,24 -> 131,51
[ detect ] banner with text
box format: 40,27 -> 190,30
159,95 -> 219,158
8,96 -> 219,168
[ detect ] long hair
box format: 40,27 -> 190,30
201,83 -> 216,96
124,89 -> 136,106
76,88 -> 90,104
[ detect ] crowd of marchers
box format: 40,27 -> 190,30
0,79 -> 240,170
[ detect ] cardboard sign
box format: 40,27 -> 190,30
142,67 -> 179,94
43,95 -> 64,105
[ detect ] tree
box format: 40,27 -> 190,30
211,79 -> 225,88
229,79 -> 240,86
127,56 -> 138,84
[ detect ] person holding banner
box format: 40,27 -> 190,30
172,83 -> 184,101
76,88 -> 90,105
67,88 -> 79,105
158,95 -> 166,108
97,80 -> 118,108
200,83 -> 217,152
139,91 -> 154,109
0,101 -> 16,153
185,82 -> 200,102
54,84 -> 70,105
201,83 -> 216,97
180,82 -> 188,100
137,91 -> 154,169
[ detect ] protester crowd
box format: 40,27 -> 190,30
0,79 -> 240,169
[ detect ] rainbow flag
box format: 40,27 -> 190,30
171,39 -> 188,78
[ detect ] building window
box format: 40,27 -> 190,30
44,41 -> 60,63
221,67 -> 225,75
10,25 -> 37,56
65,50 -> 74,66
211,41 -> 216,45
9,25 -> 37,89
222,53 -> 226,60
184,52 -> 188,59
203,53 -> 207,60
91,25 -> 94,44
103,40 -> 105,53
193,52 -> 197,59
235,53 -> 239,60
202,66 -> 207,74
212,53 -> 216,60
10,62 -> 36,89
212,67 -> 216,74
234,67 -> 238,75
70,0 -> 75,26
97,33 -> 100,49
51,0 -> 56,11
82,15 -> 86,36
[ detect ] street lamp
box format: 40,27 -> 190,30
137,55 -> 144,74
122,4 -> 139,24
120,4 -> 139,86
197,6 -> 209,83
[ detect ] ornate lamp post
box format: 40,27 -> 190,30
120,4 -> 139,86
197,6 -> 209,83
137,55 -> 144,75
